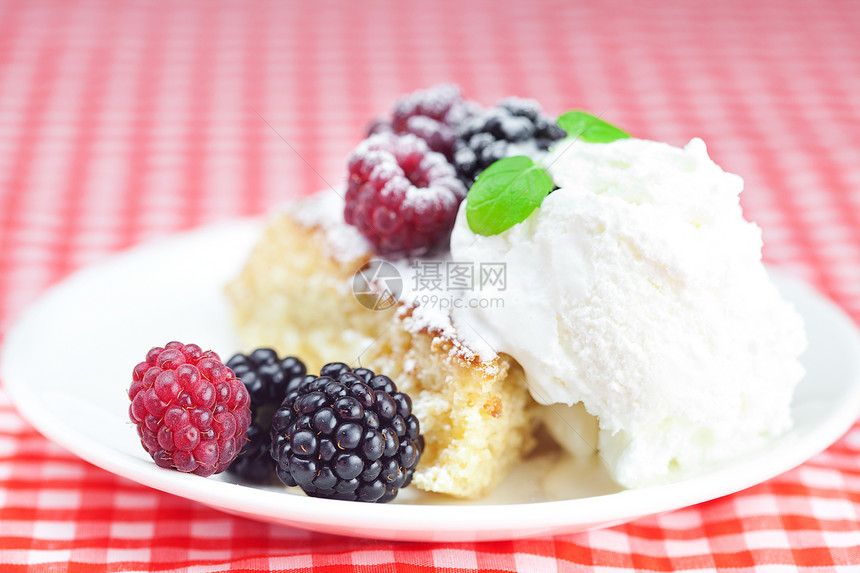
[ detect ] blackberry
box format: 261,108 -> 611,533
225,349 -> 307,483
271,363 -> 424,503
453,97 -> 567,188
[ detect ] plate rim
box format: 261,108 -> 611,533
3,220 -> 860,541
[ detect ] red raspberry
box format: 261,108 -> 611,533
369,84 -> 480,160
128,342 -> 251,477
344,133 -> 466,257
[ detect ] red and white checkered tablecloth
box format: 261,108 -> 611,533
1,0 -> 859,570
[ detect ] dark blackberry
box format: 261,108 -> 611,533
453,97 -> 567,189
225,349 -> 307,483
271,363 -> 424,503
225,422 -> 271,483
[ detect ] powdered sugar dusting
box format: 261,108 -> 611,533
289,189 -> 372,263
393,83 -> 468,122
404,304 -> 457,338
397,302 -> 500,370
400,188 -> 436,213
390,257 -> 499,363
399,146 -> 465,213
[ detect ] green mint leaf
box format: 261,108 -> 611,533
466,156 -> 553,236
557,110 -> 630,143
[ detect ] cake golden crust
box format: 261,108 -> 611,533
227,209 -> 536,499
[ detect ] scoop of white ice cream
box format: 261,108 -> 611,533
449,137 -> 807,487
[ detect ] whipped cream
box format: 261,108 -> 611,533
449,137 -> 807,487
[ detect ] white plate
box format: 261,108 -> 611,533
3,220 -> 860,542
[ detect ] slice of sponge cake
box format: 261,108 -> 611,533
226,191 -> 537,499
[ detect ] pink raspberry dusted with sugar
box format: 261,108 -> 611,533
368,83 -> 480,160
345,132 -> 467,257
128,342 -> 251,477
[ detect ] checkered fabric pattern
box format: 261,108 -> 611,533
1,0 -> 859,570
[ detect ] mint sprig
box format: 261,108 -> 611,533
465,111 -> 630,236
557,110 -> 630,143
466,156 -> 553,236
